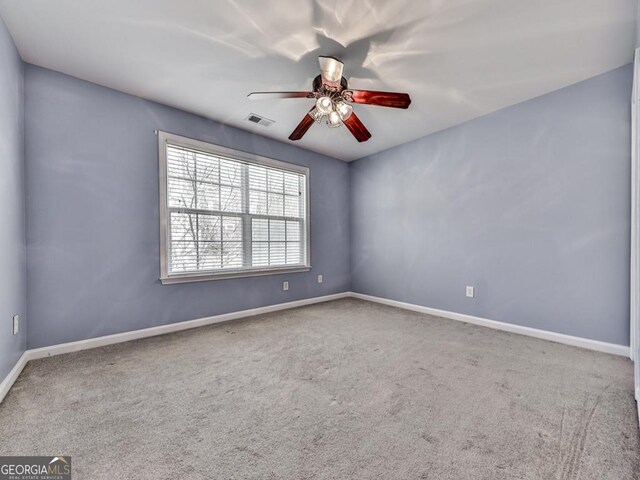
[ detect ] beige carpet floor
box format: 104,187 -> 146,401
0,298 -> 638,479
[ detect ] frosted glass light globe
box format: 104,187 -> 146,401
316,96 -> 333,115
328,111 -> 342,127
335,101 -> 353,121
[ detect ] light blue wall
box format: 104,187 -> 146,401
20,61 -> 636,349
25,65 -> 350,349
0,17 -> 25,379
350,65 -> 633,346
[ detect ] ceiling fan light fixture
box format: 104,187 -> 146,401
316,96 -> 333,115
248,55 -> 410,143
335,101 -> 353,121
328,111 -> 342,128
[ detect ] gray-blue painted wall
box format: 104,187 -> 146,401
19,61 -> 636,350
25,65 -> 350,349
350,65 -> 633,346
0,17 -> 25,380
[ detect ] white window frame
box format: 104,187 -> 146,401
158,131 -> 311,284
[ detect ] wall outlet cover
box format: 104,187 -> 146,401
466,286 -> 475,298
283,281 -> 289,291
317,275 -> 323,284
12,314 -> 19,335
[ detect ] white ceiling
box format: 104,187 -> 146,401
0,0 -> 636,161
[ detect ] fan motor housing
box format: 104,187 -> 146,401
313,75 -> 348,94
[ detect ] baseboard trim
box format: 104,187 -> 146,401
1,292 -> 348,404
1,290 -> 631,405
0,352 -> 29,404
26,292 -> 350,362
350,292 -> 630,357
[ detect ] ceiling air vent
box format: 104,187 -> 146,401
246,113 -> 275,127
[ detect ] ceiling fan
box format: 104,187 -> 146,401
247,56 -> 411,143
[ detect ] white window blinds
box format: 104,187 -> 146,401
159,132 -> 309,283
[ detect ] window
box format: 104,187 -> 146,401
159,132 -> 310,283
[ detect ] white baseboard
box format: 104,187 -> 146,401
1,290 -> 631,405
0,292 -> 349,404
26,292 -> 350,361
0,352 -> 29,404
351,292 -> 630,357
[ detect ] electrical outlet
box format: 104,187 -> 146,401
317,274 -> 323,284
12,315 -> 19,335
466,286 -> 475,298
283,281 -> 289,291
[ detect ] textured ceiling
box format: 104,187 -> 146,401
0,0 -> 636,161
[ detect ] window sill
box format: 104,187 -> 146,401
160,266 -> 311,284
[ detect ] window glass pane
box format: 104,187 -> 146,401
286,221 -> 300,241
283,172 -> 300,195
220,186 -> 242,213
198,214 -> 222,241
249,165 -> 267,191
222,216 -> 242,241
167,148 -> 196,179
286,243 -> 301,264
196,183 -> 220,211
252,242 -> 269,266
168,178 -> 196,209
170,241 -> 198,272
199,242 -> 222,269
298,180 -> 306,202
249,190 -> 267,215
220,159 -> 242,186
222,242 -> 243,269
252,219 -> 268,241
269,242 -> 286,265
270,220 -> 285,242
267,193 -> 284,217
195,153 -> 219,182
284,195 -> 300,218
267,170 -> 284,192
170,212 -> 197,242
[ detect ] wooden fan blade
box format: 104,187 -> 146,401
343,112 -> 372,143
288,108 -> 316,141
248,92 -> 315,100
345,90 -> 411,109
318,56 -> 344,85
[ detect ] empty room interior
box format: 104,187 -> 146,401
2,0 -> 640,478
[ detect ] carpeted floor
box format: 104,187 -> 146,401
0,298 -> 638,479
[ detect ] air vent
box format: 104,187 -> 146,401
245,113 -> 275,127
